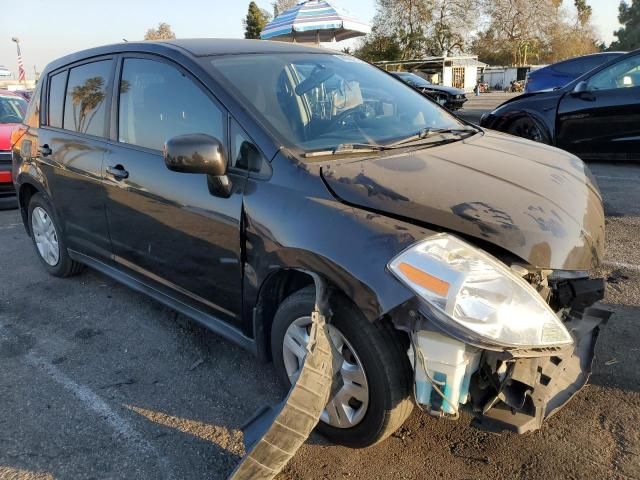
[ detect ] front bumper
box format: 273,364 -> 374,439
393,278 -> 611,434
470,305 -> 610,433
445,96 -> 468,111
0,159 -> 17,209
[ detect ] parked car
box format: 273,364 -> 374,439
13,90 -> 33,101
481,49 -> 640,161
13,39 -> 609,447
391,72 -> 467,110
524,52 -> 625,93
0,65 -> 12,77
0,90 -> 27,208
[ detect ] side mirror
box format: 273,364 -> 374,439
164,134 -> 232,197
572,81 -> 589,95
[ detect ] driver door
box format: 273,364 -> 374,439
556,53 -> 640,161
103,56 -> 246,326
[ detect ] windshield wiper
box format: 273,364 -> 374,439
303,143 -> 392,158
388,127 -> 477,147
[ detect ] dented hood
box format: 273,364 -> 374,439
321,130 -> 605,270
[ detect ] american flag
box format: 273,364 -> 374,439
15,42 -> 25,82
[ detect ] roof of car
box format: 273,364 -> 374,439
44,38 -> 329,72
158,38 -> 327,56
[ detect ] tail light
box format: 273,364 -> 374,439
0,171 -> 12,183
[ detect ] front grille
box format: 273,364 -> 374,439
0,151 -> 11,165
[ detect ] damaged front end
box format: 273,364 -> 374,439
389,234 -> 611,434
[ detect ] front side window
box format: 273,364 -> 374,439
0,94 -> 26,124
588,55 -> 640,91
48,71 -> 67,128
209,53 -> 464,155
118,58 -> 224,151
63,60 -> 112,136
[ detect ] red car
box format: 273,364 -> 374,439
0,90 -> 27,208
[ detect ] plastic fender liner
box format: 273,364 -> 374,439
229,274 -> 336,480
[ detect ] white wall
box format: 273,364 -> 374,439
442,66 -> 452,88
463,67 -> 477,92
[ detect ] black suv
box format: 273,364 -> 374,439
12,39 -> 609,446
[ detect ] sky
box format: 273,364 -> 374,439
0,0 -> 623,78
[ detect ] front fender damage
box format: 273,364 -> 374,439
229,274 -> 336,480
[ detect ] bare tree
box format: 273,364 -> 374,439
375,0 -> 434,59
272,0 -> 297,17
426,0 -> 481,55
144,22 -> 176,41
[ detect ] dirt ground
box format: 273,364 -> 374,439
1,112 -> 639,478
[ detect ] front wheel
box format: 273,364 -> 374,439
507,116 -> 550,144
271,286 -> 414,447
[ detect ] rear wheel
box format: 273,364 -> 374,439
271,286 -> 414,447
28,193 -> 84,277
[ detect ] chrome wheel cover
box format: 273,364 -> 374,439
31,206 -> 60,266
282,316 -> 369,428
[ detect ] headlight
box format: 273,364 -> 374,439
388,234 -> 573,350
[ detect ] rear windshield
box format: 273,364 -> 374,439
0,95 -> 26,124
208,53 -> 462,155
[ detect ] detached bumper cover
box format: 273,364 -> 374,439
470,305 -> 612,434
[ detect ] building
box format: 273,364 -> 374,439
375,56 -> 487,93
481,65 -> 547,91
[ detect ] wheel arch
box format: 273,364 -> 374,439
18,181 -> 42,235
252,267 -> 395,362
504,110 -> 554,144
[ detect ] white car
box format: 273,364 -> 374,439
0,66 -> 12,77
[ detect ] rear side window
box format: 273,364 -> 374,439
118,58 -> 225,151
48,71 -> 67,128
63,60 -> 112,137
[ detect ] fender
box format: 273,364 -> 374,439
481,93 -> 560,146
14,154 -> 55,234
243,152 -> 433,342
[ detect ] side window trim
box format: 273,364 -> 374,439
43,56 -> 116,139
114,54 -> 228,154
45,68 -> 68,127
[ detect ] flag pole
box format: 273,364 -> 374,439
11,37 -> 26,87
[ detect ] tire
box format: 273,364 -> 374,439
271,286 -> 414,447
28,193 -> 84,277
507,116 -> 550,144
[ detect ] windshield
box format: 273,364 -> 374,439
0,95 -> 26,124
208,53 -> 464,155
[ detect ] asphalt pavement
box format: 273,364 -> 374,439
1,97 -> 639,479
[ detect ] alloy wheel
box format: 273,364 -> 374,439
31,206 -> 60,266
282,316 -> 369,428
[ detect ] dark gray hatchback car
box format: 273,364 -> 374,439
12,39 -> 609,447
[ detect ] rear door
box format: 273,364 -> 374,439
35,58 -> 115,259
102,55 -> 246,326
556,53 -> 640,161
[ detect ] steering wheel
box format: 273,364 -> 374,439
328,104 -> 374,131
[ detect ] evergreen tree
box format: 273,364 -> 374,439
610,0 -> 640,50
243,2 -> 271,39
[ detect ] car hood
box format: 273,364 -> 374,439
421,84 -> 465,96
320,130 -> 605,270
0,123 -> 19,150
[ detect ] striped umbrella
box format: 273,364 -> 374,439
260,0 -> 370,44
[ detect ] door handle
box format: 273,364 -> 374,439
107,164 -> 129,180
39,144 -> 52,157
